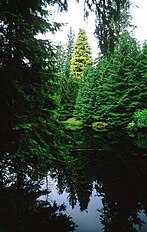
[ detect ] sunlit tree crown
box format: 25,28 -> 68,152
70,28 -> 93,79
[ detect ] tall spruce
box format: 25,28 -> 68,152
0,0 -> 68,163
56,28 -> 76,119
103,33 -> 146,127
74,67 -> 96,122
70,28 -> 93,79
64,27 -> 75,78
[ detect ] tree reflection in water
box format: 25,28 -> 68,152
0,130 -> 147,232
0,159 -> 77,232
48,130 -> 147,232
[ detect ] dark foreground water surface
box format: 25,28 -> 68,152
0,129 -> 147,232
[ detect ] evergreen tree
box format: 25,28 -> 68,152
70,28 -> 93,79
84,0 -> 131,55
64,27 -> 75,78
56,42 -> 66,79
103,33 -> 146,127
75,32 -> 147,127
74,67 -> 97,122
55,28 -> 76,120
0,0 -> 68,163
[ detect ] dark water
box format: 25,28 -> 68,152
0,129 -> 147,232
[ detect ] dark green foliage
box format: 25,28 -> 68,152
55,28 -> 77,120
128,109 -> 147,129
104,34 -> 147,127
60,28 -> 76,119
84,0 -> 131,55
75,32 -> 147,127
0,0 -> 68,163
74,67 -> 97,123
59,77 -> 79,120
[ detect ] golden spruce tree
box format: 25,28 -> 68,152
70,28 -> 93,79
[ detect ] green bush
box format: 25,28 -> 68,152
128,109 -> 147,129
134,109 -> 147,128
128,121 -> 136,130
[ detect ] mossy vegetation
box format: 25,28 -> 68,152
92,122 -> 109,131
62,118 -> 109,132
62,117 -> 84,130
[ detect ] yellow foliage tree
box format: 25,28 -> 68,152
70,28 -> 93,79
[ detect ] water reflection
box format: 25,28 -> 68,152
0,130 -> 147,232
0,157 -> 77,231
0,186 -> 77,232
42,130 -> 147,232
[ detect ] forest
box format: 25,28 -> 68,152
0,0 -> 147,231
1,0 -> 146,163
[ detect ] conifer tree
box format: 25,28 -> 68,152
74,32 -> 147,127
84,0 -> 131,55
74,67 -> 96,122
56,28 -> 76,119
64,27 -> 75,78
0,0 -> 68,163
102,33 -> 146,127
70,28 -> 93,79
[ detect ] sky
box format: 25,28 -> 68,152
44,0 -> 147,59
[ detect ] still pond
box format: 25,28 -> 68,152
0,129 -> 147,232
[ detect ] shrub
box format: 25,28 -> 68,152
128,109 -> 147,129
